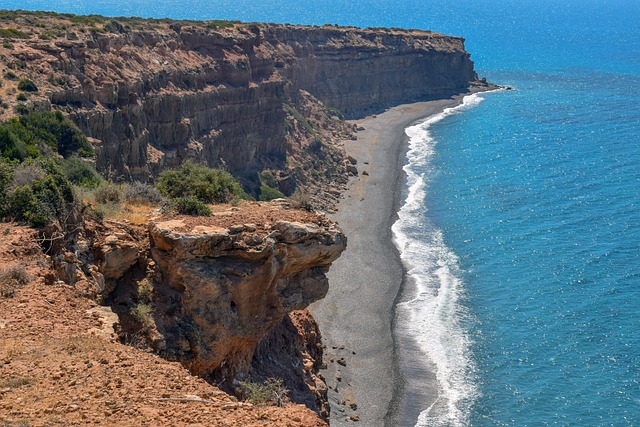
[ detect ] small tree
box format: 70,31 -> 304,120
17,78 -> 38,92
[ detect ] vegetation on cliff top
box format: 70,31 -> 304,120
157,161 -> 249,204
0,111 -> 94,226
0,8 -> 242,34
0,110 -> 256,224
0,110 -> 93,160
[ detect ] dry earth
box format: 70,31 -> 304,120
0,218 -> 328,426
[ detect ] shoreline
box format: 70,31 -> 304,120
310,88 -> 492,426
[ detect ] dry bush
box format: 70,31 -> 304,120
239,377 -> 290,407
0,266 -> 30,298
130,303 -> 154,330
122,182 -> 166,206
289,190 -> 313,211
93,182 -> 121,204
0,377 -> 31,389
10,163 -> 45,189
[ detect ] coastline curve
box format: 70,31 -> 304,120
310,88 -> 496,426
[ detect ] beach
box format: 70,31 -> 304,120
310,93 -> 480,426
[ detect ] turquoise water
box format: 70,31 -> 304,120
4,0 -> 640,425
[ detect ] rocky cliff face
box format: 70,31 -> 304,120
147,212 -> 346,382
0,14 -> 478,206
67,201 -> 346,418
0,224 -> 329,427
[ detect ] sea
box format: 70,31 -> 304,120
4,0 -> 639,425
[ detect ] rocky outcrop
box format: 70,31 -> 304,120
43,201 -> 345,418
147,215 -> 346,384
0,14 -> 479,207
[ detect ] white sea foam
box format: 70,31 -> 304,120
392,93 -> 485,426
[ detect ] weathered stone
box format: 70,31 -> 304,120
98,241 -> 139,280
2,23 -> 477,211
148,218 -> 347,386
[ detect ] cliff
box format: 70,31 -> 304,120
0,201 -> 344,425
0,224 -> 329,427
0,10 -> 483,425
95,202 -> 344,416
0,11 -> 479,207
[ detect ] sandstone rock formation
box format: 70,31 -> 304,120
62,201 -> 347,419
147,211 -> 346,385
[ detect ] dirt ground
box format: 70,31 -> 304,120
0,222 -> 327,426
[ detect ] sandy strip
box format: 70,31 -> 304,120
310,93 -> 482,426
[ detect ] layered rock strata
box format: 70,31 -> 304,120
0,14 -> 478,205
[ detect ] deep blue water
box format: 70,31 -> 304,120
3,0 -> 639,425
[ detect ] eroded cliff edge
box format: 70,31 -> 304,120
0,13 -> 478,206
87,201 -> 346,419
0,216 -> 336,426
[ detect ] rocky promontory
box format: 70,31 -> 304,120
0,201 -> 345,425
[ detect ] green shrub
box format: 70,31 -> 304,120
172,197 -> 211,216
17,78 -> 38,92
136,278 -> 154,304
122,181 -> 165,206
4,70 -> 17,80
258,185 -> 285,201
0,126 -> 39,160
4,159 -> 74,227
130,303 -> 154,329
16,92 -> 27,101
0,159 -> 12,212
2,41 -> 13,49
61,156 -> 101,188
259,170 -> 278,188
14,103 -> 29,115
0,110 -> 93,158
9,184 -> 52,227
0,28 -> 30,39
93,182 -> 121,204
157,161 -> 248,203
257,169 -> 284,201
